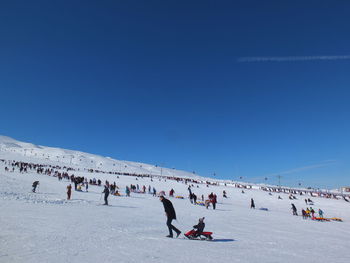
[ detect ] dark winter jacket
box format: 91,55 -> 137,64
103,186 -> 110,197
162,198 -> 177,220
193,221 -> 205,233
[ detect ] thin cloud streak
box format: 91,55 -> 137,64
237,55 -> 350,62
267,160 -> 337,177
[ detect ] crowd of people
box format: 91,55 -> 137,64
0,158 -> 339,238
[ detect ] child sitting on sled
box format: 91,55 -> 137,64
193,217 -> 205,236
185,217 -> 213,240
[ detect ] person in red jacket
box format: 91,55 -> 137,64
212,194 -> 217,210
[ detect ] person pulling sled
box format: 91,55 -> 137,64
159,194 -> 181,238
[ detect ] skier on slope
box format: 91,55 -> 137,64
32,181 -> 39,193
159,194 -> 181,238
103,185 -> 110,205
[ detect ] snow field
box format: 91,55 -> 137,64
1,162 -> 350,263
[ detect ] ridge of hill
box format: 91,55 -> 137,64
0,135 -> 199,179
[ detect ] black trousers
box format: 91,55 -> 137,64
104,194 -> 109,205
166,218 -> 180,236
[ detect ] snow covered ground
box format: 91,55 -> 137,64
0,135 -> 199,179
1,137 -> 350,262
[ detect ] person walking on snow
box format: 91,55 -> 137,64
159,194 -> 181,238
250,198 -> 255,209
67,184 -> 72,200
103,185 -> 110,205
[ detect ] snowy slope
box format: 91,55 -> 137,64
1,137 -> 350,263
0,135 -> 198,179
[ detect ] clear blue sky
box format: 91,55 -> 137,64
1,0 -> 349,189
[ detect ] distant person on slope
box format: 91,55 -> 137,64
318,209 -> 324,218
310,207 -> 315,218
32,181 -> 39,193
212,194 -> 217,210
193,193 -> 197,205
103,185 -> 110,205
159,194 -> 181,238
250,198 -> 255,209
67,184 -> 72,200
291,204 -> 298,216
85,181 -> 88,192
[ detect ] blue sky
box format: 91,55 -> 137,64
1,0 -> 349,188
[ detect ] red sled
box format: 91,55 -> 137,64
184,229 -> 213,240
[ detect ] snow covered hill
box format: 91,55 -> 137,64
0,135 -> 198,179
1,136 -> 350,263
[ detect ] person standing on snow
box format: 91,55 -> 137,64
67,184 -> 72,200
212,194 -> 217,210
318,209 -> 324,218
85,181 -> 88,192
193,193 -> 197,205
310,207 -> 315,218
126,186 -> 131,197
103,185 -> 110,205
250,198 -> 255,209
291,203 -> 298,216
159,194 -> 181,238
